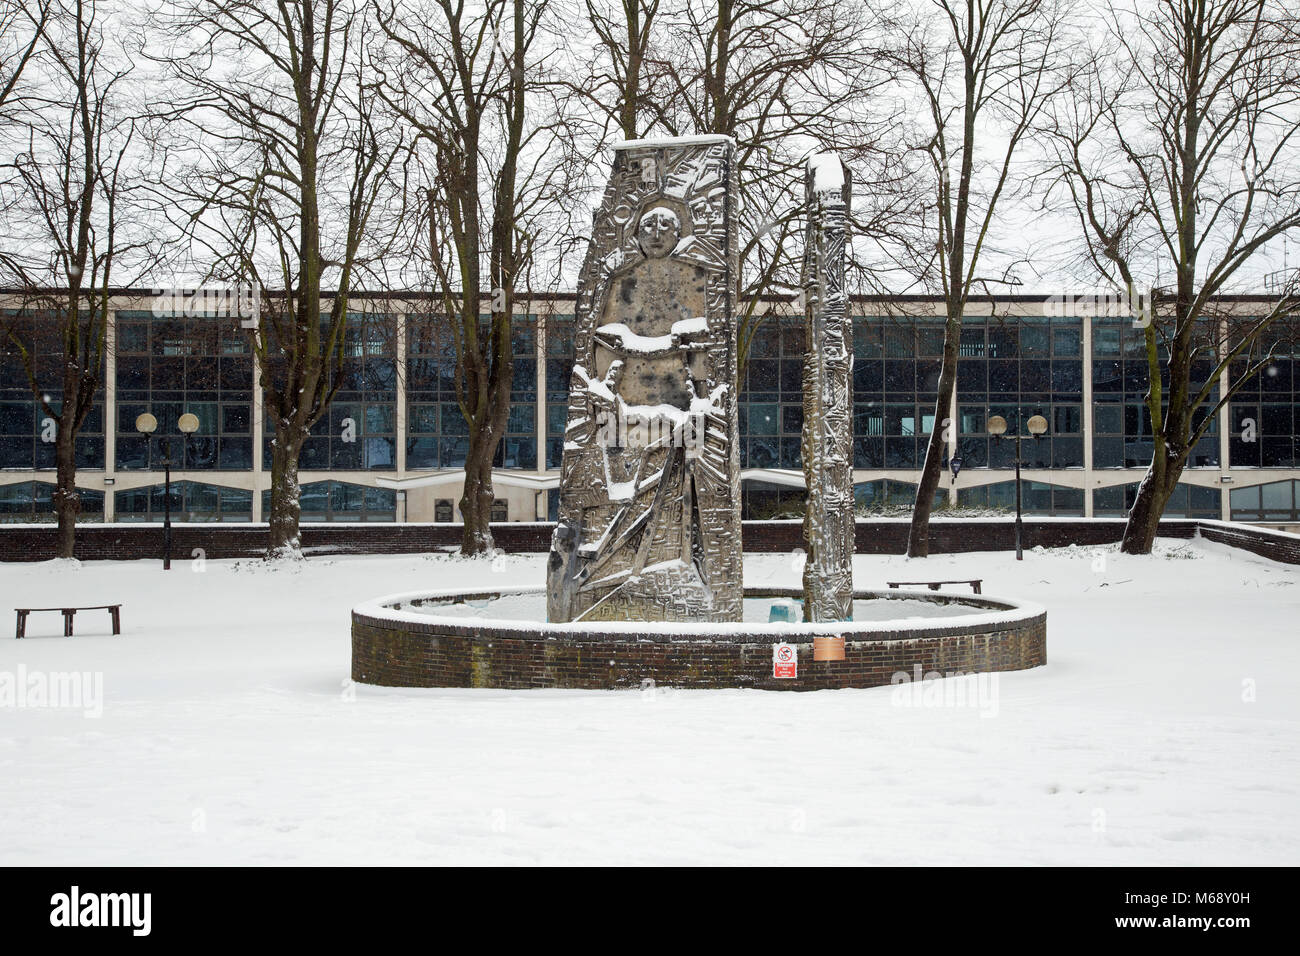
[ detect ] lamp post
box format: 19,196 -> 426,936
987,413 -> 1048,561
135,412 -> 200,570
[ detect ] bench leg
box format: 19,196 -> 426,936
15,611 -> 26,639
928,583 -> 940,590
972,582 -> 982,594
110,607 -> 120,635
63,609 -> 75,637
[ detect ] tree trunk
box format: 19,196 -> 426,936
267,428 -> 304,560
459,443 -> 496,555
906,316 -> 960,558
1120,452 -> 1179,555
52,425 -> 80,559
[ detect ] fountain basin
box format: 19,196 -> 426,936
351,586 -> 1046,691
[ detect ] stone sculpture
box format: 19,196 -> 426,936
801,153 -> 854,622
548,135 -> 742,623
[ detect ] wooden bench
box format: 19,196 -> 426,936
886,579 -> 983,594
15,605 -> 121,639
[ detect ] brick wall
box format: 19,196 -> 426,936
351,593 -> 1047,691
1195,521 -> 1300,564
0,522 -> 554,562
2,517 -> 1294,563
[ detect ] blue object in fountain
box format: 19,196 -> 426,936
768,600 -> 798,623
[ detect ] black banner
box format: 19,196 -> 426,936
1,866 -> 1287,943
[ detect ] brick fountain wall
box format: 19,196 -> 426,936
351,588 -> 1046,692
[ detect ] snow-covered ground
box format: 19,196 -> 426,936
1,536 -> 1296,865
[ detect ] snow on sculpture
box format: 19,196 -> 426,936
548,135 -> 742,623
801,152 -> 854,622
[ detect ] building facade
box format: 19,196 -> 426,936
3,291 -> 1299,528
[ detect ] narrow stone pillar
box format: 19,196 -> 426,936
801,154 -> 854,622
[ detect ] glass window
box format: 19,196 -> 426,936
959,324 -> 986,357
988,323 -> 1018,358
1093,437 -> 1123,468
1262,479 -> 1294,516
854,479 -> 933,514
740,318 -> 806,463
1052,326 -> 1081,356
741,480 -> 806,520
1020,321 -> 1049,357
916,323 -> 945,357
853,437 -> 884,468
884,324 -> 913,358
748,404 -> 779,435
1053,405 -> 1082,434
1094,405 -> 1122,434
1229,484 -> 1261,515
854,359 -> 883,393
884,360 -> 914,392
989,360 -> 1018,393
957,359 -> 986,393
0,481 -> 103,522
748,360 -> 779,391
260,480 -> 393,522
854,404 -> 883,435
0,312 -> 106,471
114,311 -> 252,472
852,320 -> 882,359
1092,323 -> 1122,356
748,323 -> 779,359
114,481 -> 249,522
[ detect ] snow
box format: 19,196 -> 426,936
613,134 -> 735,151
808,152 -> 845,193
409,592 -> 974,625
671,316 -> 709,336
1,537 -> 1298,865
572,364 -> 613,402
368,585 -> 1038,636
595,318 -> 708,353
596,323 -> 676,354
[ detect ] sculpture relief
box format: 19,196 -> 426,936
801,153 -> 855,622
548,136 -> 741,623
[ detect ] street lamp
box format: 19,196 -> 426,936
987,412 -> 1048,561
135,411 -> 200,570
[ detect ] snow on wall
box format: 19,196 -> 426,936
355,585 -> 1045,639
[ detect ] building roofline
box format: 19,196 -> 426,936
0,286 -> 1288,305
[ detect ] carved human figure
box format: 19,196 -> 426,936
593,206 -> 709,410
551,204 -> 716,618
548,135 -> 741,624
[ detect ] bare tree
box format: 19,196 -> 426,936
642,0 -> 908,374
895,0 -> 1066,558
1048,0 -> 1300,554
0,0 -> 147,557
375,0 -> 571,554
0,0 -> 50,114
565,0 -> 661,140
153,0 -> 401,558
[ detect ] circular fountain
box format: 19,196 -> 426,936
351,585 -> 1046,691
351,138 -> 1046,693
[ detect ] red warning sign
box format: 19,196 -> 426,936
773,642 -> 797,679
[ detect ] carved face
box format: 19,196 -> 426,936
636,207 -> 681,259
